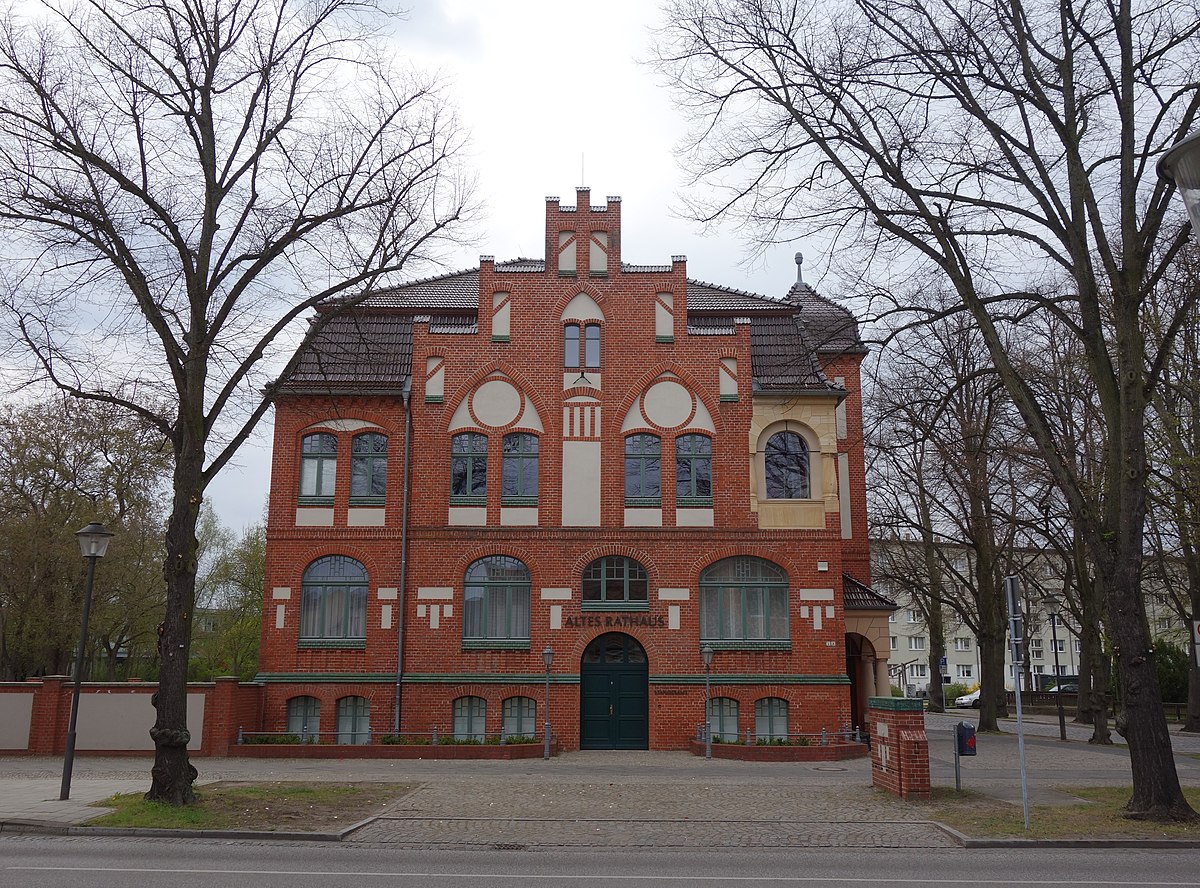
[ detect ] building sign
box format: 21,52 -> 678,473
563,614 -> 667,629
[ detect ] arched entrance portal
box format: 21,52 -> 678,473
579,633 -> 649,749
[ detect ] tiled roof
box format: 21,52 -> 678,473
278,313 -> 412,392
750,315 -> 839,391
786,283 -> 867,354
685,280 -> 792,312
843,575 -> 898,611
362,267 -> 481,309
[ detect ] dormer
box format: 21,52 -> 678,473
546,188 -> 622,277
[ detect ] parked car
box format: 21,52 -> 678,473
954,689 -> 981,708
1045,683 -> 1079,693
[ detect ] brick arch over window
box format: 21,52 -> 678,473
613,363 -> 722,436
443,364 -> 548,435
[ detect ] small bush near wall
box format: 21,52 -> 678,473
242,734 -> 302,745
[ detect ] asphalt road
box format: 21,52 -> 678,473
2,837 -> 1199,888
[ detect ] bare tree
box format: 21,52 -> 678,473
0,0 -> 473,804
657,0 -> 1199,820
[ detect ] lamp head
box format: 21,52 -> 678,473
75,522 -> 114,559
701,644 -> 714,668
1158,130 -> 1200,233
542,645 -> 553,669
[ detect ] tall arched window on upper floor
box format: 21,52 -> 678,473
699,556 -> 789,645
764,431 -> 810,499
300,556 -> 367,643
351,432 -> 387,504
502,433 -> 539,504
299,433 -> 337,503
463,556 -> 530,647
450,432 -> 488,504
624,434 -> 661,505
675,434 -> 713,506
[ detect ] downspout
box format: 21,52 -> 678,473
393,377 -> 412,733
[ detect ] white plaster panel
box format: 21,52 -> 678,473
448,399 -> 472,431
272,587 -> 291,600
541,588 -> 573,600
688,397 -> 715,433
669,605 -> 681,630
563,371 -> 602,391
834,377 -> 847,439
492,292 -> 511,338
876,722 -> 889,738
559,232 -> 576,274
0,694 -> 33,749
444,604 -> 453,618
518,396 -> 545,432
620,400 -> 647,433
624,507 -> 663,527
643,379 -> 692,428
656,293 -> 673,338
78,693 -> 204,751
817,561 -> 829,572
381,604 -> 393,630
417,587 -> 454,599
800,606 -> 810,619
417,604 -> 427,618
839,453 -> 852,539
301,419 -> 381,433
658,588 -> 690,601
590,231 -> 608,273
826,606 -> 835,619
501,507 -> 539,526
561,291 -> 603,322
676,508 -> 713,527
720,358 -> 738,397
295,508 -> 334,526
562,440 -> 601,526
426,357 -> 445,399
377,588 -> 398,600
550,605 -> 563,630
799,589 -> 836,600
275,604 -> 285,629
347,508 -> 385,526
472,379 -> 521,427
430,605 -> 440,629
448,505 -> 487,526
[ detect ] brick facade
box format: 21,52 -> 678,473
257,190 -> 891,751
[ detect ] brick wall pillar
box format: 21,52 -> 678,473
203,677 -> 242,756
28,676 -> 68,754
868,697 -> 929,799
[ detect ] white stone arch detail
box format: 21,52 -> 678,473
449,374 -> 543,432
301,419 -> 383,433
620,374 -> 714,434
561,292 -> 605,323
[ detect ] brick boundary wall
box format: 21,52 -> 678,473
867,696 -> 929,799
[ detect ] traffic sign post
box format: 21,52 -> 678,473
1192,620 -> 1200,668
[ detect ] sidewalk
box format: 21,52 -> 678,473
1,713 -> 1197,848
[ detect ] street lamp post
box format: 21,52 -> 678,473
701,645 -> 714,760
542,644 -> 553,761
1158,130 -> 1200,233
60,522 -> 114,800
1043,595 -> 1068,742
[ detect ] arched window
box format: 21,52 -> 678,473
502,696 -> 536,740
463,556 -> 530,645
287,696 -> 320,740
564,322 -> 601,370
707,697 -> 739,743
453,695 -> 486,741
624,434 -> 661,504
351,432 -> 388,503
451,432 -> 488,503
582,556 -> 649,608
699,556 -> 789,643
755,698 -> 789,742
676,434 -> 713,506
299,433 -> 337,502
764,431 -> 810,499
336,695 -> 370,745
300,556 -> 367,641
502,433 -> 539,503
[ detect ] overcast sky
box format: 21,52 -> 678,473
207,0 -> 823,531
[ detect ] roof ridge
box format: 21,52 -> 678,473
687,278 -> 787,304
376,265 -> 480,293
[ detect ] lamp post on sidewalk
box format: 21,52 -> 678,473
702,644 -> 714,760
1043,595 -> 1068,741
542,644 -> 553,760
61,522 -> 114,800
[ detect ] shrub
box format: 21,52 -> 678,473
379,734 -> 432,745
944,683 -> 969,701
242,733 -> 302,745
1156,640 -> 1189,703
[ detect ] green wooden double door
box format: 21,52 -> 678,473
579,632 -> 649,750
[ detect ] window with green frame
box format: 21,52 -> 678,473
707,696 -> 739,742
336,695 -> 370,745
581,556 -> 649,610
450,432 -> 487,504
299,433 -> 337,503
300,556 -> 367,645
699,556 -> 789,646
502,696 -> 536,740
502,433 -> 538,505
287,696 -> 320,739
624,434 -> 661,505
675,434 -> 713,506
462,556 -> 530,648
755,697 -> 789,741
350,432 -> 387,504
453,695 -> 486,741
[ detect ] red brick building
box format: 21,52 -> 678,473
257,190 -> 894,750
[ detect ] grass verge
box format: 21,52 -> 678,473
86,781 -> 417,832
921,786 -> 1200,840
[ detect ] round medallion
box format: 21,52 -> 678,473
642,379 -> 694,429
471,379 -> 521,428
